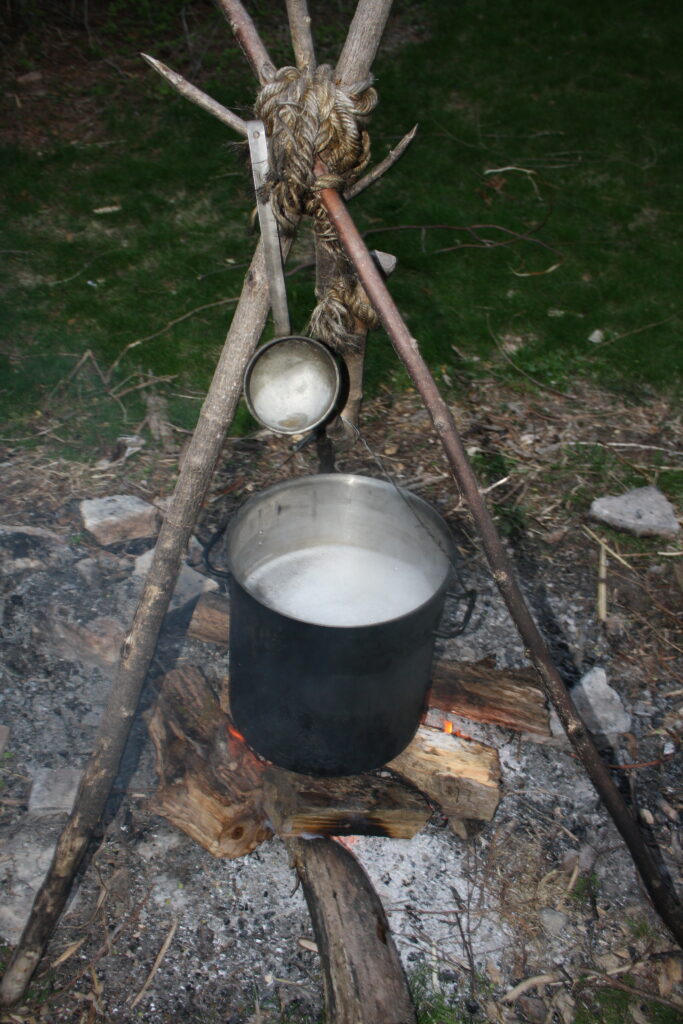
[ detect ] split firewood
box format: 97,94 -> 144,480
388,725 -> 501,830
188,590 -> 550,737
146,665 -> 501,856
263,766 -> 430,840
430,658 -> 549,736
288,837 -> 417,1024
145,665 -> 271,858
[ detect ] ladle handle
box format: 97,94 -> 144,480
246,119 -> 291,337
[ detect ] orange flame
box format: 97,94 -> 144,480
440,716 -> 473,741
227,723 -> 246,743
335,835 -> 359,850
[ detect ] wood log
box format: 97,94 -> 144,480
145,665 -> 271,858
431,658 -> 549,736
388,726 -> 501,825
263,767 -> 430,840
187,590 -> 230,645
187,591 -> 550,736
146,666 -> 501,855
288,837 -> 417,1024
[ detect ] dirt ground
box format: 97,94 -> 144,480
1,378 -> 682,1023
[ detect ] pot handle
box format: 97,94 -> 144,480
434,587 -> 477,639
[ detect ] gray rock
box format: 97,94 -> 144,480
539,907 -> 568,937
80,494 -> 161,545
0,724 -> 9,757
133,547 -> 217,610
0,834 -> 57,943
571,666 -> 631,738
0,524 -> 71,574
28,767 -> 83,816
589,485 -> 680,539
46,614 -> 126,672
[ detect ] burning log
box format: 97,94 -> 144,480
145,665 -> 271,858
263,767 -> 430,840
388,726 -> 500,839
188,590 -> 550,737
145,665 -> 501,856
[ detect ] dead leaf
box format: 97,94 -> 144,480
658,955 -> 683,998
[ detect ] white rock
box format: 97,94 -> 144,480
0,831 -> 58,943
539,907 -> 569,937
47,614 -> 126,671
80,494 -> 161,545
133,547 -> 217,609
589,486 -> 680,539
571,666 -> 631,738
28,767 -> 83,816
587,329 -> 605,344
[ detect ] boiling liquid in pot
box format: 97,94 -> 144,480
244,543 -> 434,627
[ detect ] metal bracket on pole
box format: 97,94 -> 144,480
246,119 -> 291,338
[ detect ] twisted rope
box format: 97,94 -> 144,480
254,65 -> 379,352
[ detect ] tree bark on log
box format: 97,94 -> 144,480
263,767 -> 430,840
287,837 -> 417,1024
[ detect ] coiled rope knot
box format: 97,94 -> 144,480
254,65 -> 379,352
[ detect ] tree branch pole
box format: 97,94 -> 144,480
214,0 -> 276,83
286,0 -> 316,71
0,238 -> 293,1007
315,180 -> 683,949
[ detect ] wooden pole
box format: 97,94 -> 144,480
314,181 -> 683,949
0,238 -> 287,1007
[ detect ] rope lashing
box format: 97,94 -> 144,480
254,65 -> 379,352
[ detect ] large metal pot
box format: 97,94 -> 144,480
224,474 -> 455,776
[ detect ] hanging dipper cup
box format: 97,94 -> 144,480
243,120 -> 343,435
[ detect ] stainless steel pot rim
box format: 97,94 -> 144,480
225,473 -> 456,629
243,335 -> 342,435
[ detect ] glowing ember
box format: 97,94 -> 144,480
335,835 -> 359,850
443,719 -> 453,734
227,723 -> 246,743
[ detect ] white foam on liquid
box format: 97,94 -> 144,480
250,356 -> 334,430
244,543 -> 435,626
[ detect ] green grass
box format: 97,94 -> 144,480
1,0 -> 682,455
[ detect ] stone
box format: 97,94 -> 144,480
47,614 -> 126,672
133,548 -> 217,610
80,494 -> 161,545
539,907 -> 568,937
0,524 -> 70,575
28,767 -> 83,816
0,724 -> 9,757
0,828 -> 59,943
589,485 -> 680,539
571,666 -> 631,738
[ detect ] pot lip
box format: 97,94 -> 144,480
225,473 -> 457,630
